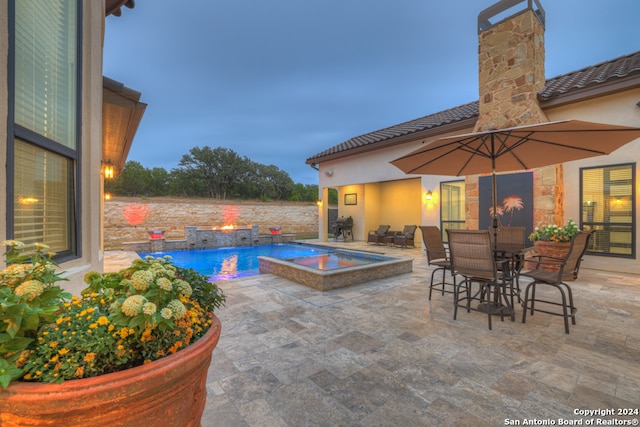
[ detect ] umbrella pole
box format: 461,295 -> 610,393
491,136 -> 498,251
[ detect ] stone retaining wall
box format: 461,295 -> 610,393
104,199 -> 318,250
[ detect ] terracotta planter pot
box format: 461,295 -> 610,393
0,314 -> 221,427
525,241 -> 575,281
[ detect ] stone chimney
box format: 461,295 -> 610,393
474,0 -> 549,131
466,0 -> 562,229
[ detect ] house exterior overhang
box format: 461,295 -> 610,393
105,0 -> 135,17
102,76 -> 147,175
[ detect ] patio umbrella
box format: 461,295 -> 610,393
390,119 -> 640,240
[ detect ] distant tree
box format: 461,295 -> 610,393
175,146 -> 249,199
148,167 -> 170,196
328,188 -> 338,205
108,147 -> 319,200
107,161 -> 152,196
289,183 -> 319,202
251,164 -> 294,200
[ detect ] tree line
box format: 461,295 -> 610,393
105,146 -> 324,202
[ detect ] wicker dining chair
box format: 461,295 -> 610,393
447,229 -> 515,330
520,230 -> 593,334
419,226 -> 455,300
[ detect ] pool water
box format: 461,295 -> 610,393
138,243 -> 333,281
287,252 -> 390,270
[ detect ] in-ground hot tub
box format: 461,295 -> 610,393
258,249 -> 413,291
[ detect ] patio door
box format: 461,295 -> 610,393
440,180 -> 465,242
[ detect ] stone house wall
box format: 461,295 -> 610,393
104,199 -> 319,250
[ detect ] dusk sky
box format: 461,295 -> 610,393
103,1 -> 640,185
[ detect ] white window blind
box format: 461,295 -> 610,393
14,140 -> 71,253
14,0 -> 77,148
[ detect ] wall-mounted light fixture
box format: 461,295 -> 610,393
103,160 -> 115,180
425,190 -> 433,202
316,199 -> 322,206
324,169 -> 334,177
104,193 -> 112,201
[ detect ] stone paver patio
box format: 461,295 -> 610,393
107,241 -> 640,426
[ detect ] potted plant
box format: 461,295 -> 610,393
527,219 -> 581,278
0,240 -> 225,427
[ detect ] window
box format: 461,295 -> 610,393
440,180 -> 465,242
9,0 -> 81,258
580,164 -> 635,258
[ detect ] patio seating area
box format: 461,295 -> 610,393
106,242 -> 640,426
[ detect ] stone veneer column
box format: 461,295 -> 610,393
467,4 -> 563,228
185,226 -> 197,248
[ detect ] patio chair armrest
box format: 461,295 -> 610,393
531,254 -> 565,263
527,256 -> 567,270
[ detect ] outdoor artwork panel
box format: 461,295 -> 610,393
479,172 -> 533,245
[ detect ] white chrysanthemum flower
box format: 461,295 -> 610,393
160,308 -> 173,319
166,299 -> 186,319
142,302 -> 157,315
157,277 -> 173,291
121,295 -> 147,317
130,270 -> 154,292
174,279 -> 192,297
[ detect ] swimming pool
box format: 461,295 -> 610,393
138,243 -> 335,281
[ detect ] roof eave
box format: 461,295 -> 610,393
305,117 -> 477,165
102,77 -> 147,174
540,74 -> 640,109
105,0 -> 135,17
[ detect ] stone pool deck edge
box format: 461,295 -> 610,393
257,255 -> 413,291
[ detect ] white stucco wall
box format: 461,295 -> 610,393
549,88 -> 640,272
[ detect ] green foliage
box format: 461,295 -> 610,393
328,188 -> 338,205
174,266 -> 225,313
1,245 -> 225,388
106,146 -> 319,201
0,241 -> 71,388
176,146 -> 250,199
529,219 -> 580,243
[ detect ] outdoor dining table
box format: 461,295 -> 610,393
487,243 -> 530,312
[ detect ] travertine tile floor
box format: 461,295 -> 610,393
107,242 -> 640,427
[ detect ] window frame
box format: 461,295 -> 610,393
7,0 -> 83,262
579,162 -> 636,259
440,179 -> 466,243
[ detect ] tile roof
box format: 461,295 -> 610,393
539,50 -> 640,100
307,50 -> 640,164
